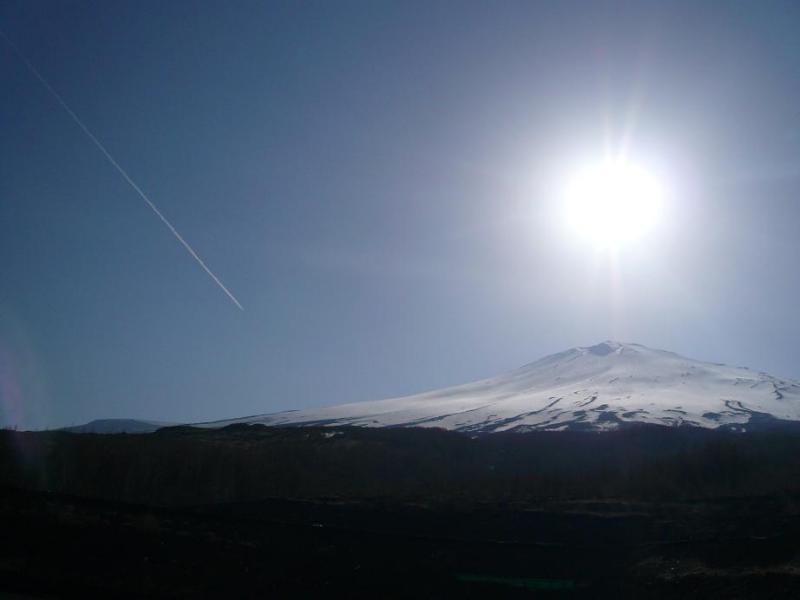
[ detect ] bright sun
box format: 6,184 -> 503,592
564,161 -> 663,246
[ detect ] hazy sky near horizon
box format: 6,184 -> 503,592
2,1 -> 800,428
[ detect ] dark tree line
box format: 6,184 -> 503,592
2,424 -> 800,506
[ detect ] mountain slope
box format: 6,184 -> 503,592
199,342 -> 800,433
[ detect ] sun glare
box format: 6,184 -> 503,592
564,161 -> 663,246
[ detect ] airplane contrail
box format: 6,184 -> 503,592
1,30 -> 243,310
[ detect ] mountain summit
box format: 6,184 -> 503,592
201,342 -> 800,433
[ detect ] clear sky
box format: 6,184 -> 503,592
2,1 -> 800,429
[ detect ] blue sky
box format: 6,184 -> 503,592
2,1 -> 800,428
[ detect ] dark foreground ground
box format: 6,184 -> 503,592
2,424 -> 800,598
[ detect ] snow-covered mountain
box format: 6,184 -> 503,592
199,341 -> 800,433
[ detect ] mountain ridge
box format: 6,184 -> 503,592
56,342 -> 800,434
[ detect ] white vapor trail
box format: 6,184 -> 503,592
1,30 -> 243,310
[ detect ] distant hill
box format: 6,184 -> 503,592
61,419 -> 170,434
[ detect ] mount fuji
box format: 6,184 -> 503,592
197,341 -> 800,433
